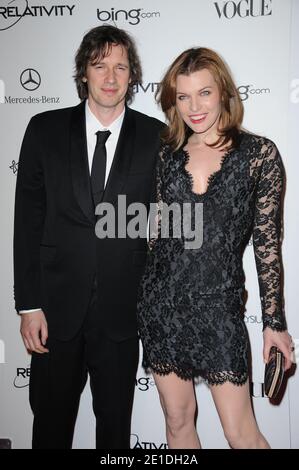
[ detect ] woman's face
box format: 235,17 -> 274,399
176,68 -> 222,138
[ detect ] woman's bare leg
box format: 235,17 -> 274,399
210,379 -> 270,449
153,372 -> 201,449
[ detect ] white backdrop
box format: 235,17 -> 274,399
0,0 -> 298,449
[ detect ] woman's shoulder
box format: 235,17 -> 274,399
239,129 -> 278,154
158,142 -> 181,162
239,130 -> 284,176
159,142 -> 171,156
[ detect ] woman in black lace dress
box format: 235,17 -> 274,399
137,48 -> 293,449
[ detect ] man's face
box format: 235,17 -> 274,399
83,44 -> 131,112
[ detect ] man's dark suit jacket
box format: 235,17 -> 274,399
14,100 -> 164,342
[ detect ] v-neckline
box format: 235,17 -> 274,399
181,145 -> 235,198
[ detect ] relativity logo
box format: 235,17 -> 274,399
0,339 -> 5,364
0,1 -> 75,31
13,366 -> 30,388
130,433 -> 167,449
96,7 -> 160,26
133,82 -> 160,94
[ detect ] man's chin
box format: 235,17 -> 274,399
97,98 -> 125,109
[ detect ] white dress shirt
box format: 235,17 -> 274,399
85,100 -> 125,183
20,101 -> 125,314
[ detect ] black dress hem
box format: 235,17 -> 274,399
143,360 -> 248,386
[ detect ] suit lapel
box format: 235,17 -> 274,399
70,101 -> 95,223
102,107 -> 136,204
70,104 -> 136,221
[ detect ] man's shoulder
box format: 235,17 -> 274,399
31,103 -> 80,124
128,107 -> 165,130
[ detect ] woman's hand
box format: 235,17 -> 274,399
263,327 -> 294,371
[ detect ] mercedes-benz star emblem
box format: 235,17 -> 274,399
20,68 -> 41,91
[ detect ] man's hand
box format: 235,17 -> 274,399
20,310 -> 49,353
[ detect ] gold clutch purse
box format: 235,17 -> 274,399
264,346 -> 285,398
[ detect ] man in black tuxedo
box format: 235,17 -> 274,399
13,25 -> 163,449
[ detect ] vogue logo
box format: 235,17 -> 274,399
0,1 -> 75,31
214,0 -> 272,19
96,8 -> 160,26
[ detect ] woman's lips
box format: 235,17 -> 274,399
189,114 -> 207,124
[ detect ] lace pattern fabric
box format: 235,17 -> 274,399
138,131 -> 287,384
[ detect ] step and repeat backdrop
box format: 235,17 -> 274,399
0,0 -> 298,449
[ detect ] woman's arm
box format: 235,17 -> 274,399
148,146 -> 166,251
253,140 -> 293,369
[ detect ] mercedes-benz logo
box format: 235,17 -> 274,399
20,68 -> 41,91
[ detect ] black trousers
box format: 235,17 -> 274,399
29,286 -> 139,449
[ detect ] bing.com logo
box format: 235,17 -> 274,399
238,84 -> 270,101
97,7 -> 160,26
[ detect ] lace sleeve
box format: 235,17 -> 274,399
148,146 -> 165,251
252,141 -> 287,331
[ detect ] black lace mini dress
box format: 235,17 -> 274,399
137,131 -> 287,385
